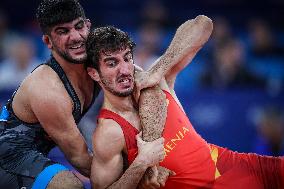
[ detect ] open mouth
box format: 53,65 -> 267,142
118,77 -> 131,84
69,42 -> 85,50
117,76 -> 133,87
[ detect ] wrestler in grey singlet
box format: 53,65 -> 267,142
0,56 -> 100,189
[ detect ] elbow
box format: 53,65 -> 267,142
69,155 -> 92,177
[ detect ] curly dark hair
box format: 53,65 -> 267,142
36,0 -> 85,34
85,26 -> 136,70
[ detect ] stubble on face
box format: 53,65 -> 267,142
50,18 -> 89,64
99,71 -> 134,97
52,39 -> 87,64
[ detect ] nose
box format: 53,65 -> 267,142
119,61 -> 133,75
69,29 -> 82,41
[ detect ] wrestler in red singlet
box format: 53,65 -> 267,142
99,91 -> 284,189
99,90 -> 216,188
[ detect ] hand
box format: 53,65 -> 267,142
136,132 -> 165,167
138,166 -> 160,189
134,70 -> 147,103
133,64 -> 143,103
138,166 -> 176,189
134,64 -> 144,72
134,71 -> 161,103
157,166 -> 176,187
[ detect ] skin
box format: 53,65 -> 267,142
138,86 -> 169,188
134,15 -> 214,100
47,171 -> 84,189
12,17 -> 94,178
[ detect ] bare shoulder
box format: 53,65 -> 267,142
14,65 -> 73,121
93,118 -> 126,160
26,65 -> 71,107
26,65 -> 66,93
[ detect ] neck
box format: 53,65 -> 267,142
52,52 -> 88,83
103,91 -> 136,113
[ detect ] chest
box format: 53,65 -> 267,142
73,80 -> 95,113
123,113 -> 141,131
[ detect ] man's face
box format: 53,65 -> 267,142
98,48 -> 135,97
48,17 -> 90,64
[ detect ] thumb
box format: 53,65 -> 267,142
152,166 -> 159,177
134,64 -> 144,72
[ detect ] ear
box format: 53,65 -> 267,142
87,67 -> 100,82
42,35 -> 52,49
85,19 -> 91,30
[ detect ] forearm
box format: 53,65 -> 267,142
60,139 -> 93,177
142,15 -> 213,88
139,86 -> 167,142
69,152 -> 92,177
139,83 -> 173,185
105,159 -> 147,189
146,50 -> 179,84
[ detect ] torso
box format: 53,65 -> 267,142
98,89 -> 217,189
0,56 -> 100,156
0,57 -> 100,178
13,61 -> 95,124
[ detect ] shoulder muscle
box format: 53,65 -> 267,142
93,118 -> 125,162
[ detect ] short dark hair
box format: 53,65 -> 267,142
36,0 -> 86,34
85,26 -> 136,70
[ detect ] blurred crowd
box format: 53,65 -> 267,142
0,0 -> 283,155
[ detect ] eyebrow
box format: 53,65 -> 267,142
103,57 -> 116,62
103,49 -> 132,62
54,19 -> 85,32
75,19 -> 84,27
54,26 -> 68,33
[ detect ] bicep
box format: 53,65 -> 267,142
30,91 -> 86,156
32,97 -> 74,137
91,123 -> 125,189
91,152 -> 124,189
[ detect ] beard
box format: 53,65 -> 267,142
52,42 -> 87,64
99,73 -> 134,97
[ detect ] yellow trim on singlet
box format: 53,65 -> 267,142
210,146 -> 221,179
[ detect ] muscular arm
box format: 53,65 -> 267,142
91,119 -> 165,189
136,15 -> 213,91
137,15 -> 213,140
137,15 -> 213,143
139,85 -> 173,188
139,86 -> 167,142
29,75 -> 92,177
139,83 -> 175,188
136,15 -> 213,186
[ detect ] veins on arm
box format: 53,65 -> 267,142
136,15 -> 213,92
30,84 -> 92,176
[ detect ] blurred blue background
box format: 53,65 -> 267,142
0,0 -> 284,188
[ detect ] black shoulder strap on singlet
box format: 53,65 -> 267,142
45,57 -> 82,123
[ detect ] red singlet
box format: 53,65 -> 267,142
99,91 -> 216,188
98,91 -> 284,189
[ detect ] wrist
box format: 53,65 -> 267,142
132,156 -> 149,171
148,70 -> 162,86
